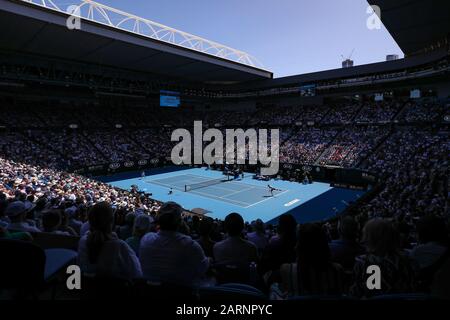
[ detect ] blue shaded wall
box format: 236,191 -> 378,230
267,187 -> 365,225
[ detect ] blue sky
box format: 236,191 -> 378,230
96,0 -> 403,77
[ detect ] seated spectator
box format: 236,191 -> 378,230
80,220 -> 90,237
41,209 -> 71,236
126,214 -> 153,256
5,201 -> 41,233
117,212 -> 136,240
350,219 -> 415,298
431,255 -> 450,299
0,225 -> 33,241
0,199 -> 10,228
78,202 -> 142,279
196,217 -> 216,259
329,216 -> 364,270
410,215 -> 449,291
139,202 -> 209,286
275,223 -> 343,298
261,214 -> 297,274
178,219 -> 191,235
60,208 -> 79,236
65,206 -> 82,235
213,212 -> 258,266
410,215 -> 448,270
247,219 -> 268,256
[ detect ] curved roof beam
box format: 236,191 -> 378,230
20,0 -> 267,70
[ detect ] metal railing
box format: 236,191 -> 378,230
20,0 -> 266,69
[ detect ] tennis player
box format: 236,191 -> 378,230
267,184 -> 281,197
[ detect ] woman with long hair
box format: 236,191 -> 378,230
78,202 -> 142,279
275,223 -> 343,298
350,218 -> 414,297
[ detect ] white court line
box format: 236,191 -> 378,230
147,181 -> 184,191
146,173 -> 290,208
188,189 -> 251,207
221,186 -> 257,198
150,174 -> 251,206
147,177 -> 199,190
201,184 -> 254,193
201,184 -> 258,199
244,189 -> 290,208
146,177 -> 191,184
180,174 -> 275,193
193,185 -> 289,209
148,176 -> 206,188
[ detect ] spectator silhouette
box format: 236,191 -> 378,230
78,202 -> 142,279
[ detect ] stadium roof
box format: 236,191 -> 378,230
367,0 -> 450,56
237,48 -> 448,90
0,0 -> 272,83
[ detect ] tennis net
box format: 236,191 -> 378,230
184,176 -> 231,192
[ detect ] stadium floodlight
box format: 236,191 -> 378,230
20,0 -> 266,70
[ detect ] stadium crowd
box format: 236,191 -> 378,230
1,100 -> 447,171
0,98 -> 449,299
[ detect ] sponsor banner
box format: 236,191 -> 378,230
138,159 -> 148,166
124,161 -> 134,168
109,163 -> 121,170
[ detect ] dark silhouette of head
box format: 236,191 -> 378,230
362,218 -> 399,256
157,201 -> 183,231
338,216 -> 359,241
41,209 -> 63,232
277,214 -> 297,240
224,212 -> 244,237
417,215 -> 448,245
87,202 -> 114,263
253,219 -> 265,234
296,223 -> 331,269
198,217 -> 214,238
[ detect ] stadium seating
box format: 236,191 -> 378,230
197,284 -> 267,302
0,99 -> 448,300
0,239 -> 76,299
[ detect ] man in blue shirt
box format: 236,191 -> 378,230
139,202 -> 209,287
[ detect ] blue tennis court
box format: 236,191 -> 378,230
107,167 -> 366,223
148,174 -> 286,208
